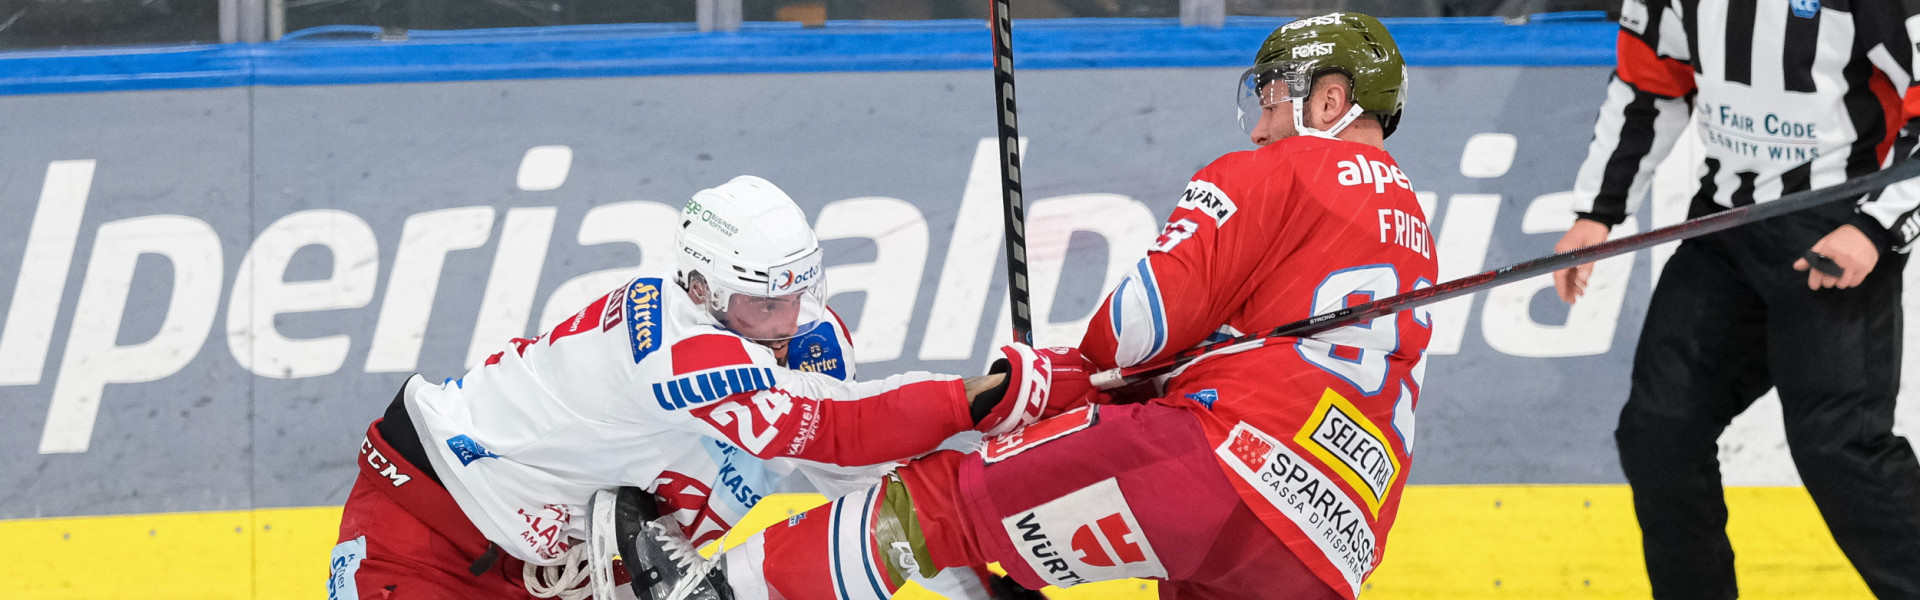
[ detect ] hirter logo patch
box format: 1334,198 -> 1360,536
624,278 -> 664,364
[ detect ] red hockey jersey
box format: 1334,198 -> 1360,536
1081,135 -> 1437,598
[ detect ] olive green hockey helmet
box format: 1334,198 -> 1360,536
1238,12 -> 1408,138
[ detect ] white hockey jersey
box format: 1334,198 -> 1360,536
404,274 -> 974,564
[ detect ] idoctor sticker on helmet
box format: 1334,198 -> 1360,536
767,248 -> 825,295
625,278 -> 665,364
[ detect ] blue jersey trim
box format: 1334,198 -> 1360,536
0,13 -> 1614,96
1135,258 -> 1169,360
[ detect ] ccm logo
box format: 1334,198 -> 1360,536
359,437 -> 412,487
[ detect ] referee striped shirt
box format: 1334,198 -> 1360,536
1574,0 -> 1920,251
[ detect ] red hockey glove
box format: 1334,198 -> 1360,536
970,344 -> 1107,436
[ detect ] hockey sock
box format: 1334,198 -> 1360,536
892,451 -> 990,571
723,482 -> 905,600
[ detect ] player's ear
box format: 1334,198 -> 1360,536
685,271 -> 710,304
1315,75 -> 1351,127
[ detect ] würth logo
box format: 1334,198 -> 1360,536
1070,513 -> 1148,568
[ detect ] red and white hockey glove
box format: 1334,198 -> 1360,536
970,343 -> 1106,436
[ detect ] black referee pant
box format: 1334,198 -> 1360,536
1615,217 -> 1920,600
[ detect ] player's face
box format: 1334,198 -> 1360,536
724,292 -> 804,357
1249,82 -> 1298,147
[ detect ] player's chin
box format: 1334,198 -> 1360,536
756,338 -> 791,362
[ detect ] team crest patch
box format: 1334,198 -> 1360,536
1790,0 -> 1818,18
624,278 -> 664,364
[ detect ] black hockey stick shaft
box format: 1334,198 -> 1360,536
1092,156 -> 1920,390
990,0 -> 1035,345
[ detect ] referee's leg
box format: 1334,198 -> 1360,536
1768,253 -> 1920,599
1617,240 -> 1773,600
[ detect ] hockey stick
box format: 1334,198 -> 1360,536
990,0 -> 1035,345
1089,157 -> 1920,390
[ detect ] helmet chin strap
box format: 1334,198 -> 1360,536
1292,101 -> 1365,139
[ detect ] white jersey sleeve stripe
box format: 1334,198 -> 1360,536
1108,258 -> 1170,368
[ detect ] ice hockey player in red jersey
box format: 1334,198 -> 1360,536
638,12 -> 1436,600
327,175 -> 1097,599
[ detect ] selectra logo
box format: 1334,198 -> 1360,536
1295,389 -> 1402,516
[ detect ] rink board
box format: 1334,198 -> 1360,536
1,13 -> 1915,599
0,487 -> 1873,599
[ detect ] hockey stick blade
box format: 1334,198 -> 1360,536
990,0 -> 1036,345
1091,157 -> 1920,390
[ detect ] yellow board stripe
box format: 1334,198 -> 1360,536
0,486 -> 1872,599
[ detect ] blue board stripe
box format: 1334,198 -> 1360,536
0,13 -> 1615,97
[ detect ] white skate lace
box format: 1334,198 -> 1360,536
655,523 -> 722,600
524,543 -> 595,600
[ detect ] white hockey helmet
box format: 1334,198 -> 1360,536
675,175 -> 827,342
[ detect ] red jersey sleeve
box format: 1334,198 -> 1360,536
1081,151 -> 1281,371
657,333 -> 973,466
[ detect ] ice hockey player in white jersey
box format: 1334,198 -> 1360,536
326,175 -> 1098,600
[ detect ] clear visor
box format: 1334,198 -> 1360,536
710,283 -> 827,342
706,248 -> 828,343
1236,61 -> 1312,134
